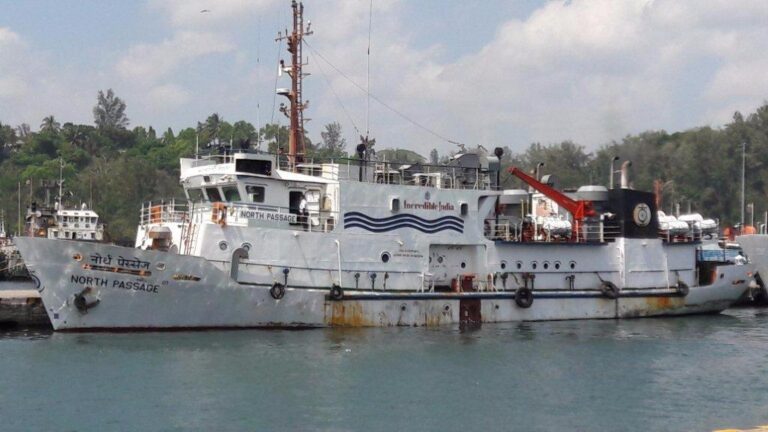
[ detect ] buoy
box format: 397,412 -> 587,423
330,284 -> 343,300
515,286 -> 533,308
600,281 -> 620,299
270,282 -> 285,300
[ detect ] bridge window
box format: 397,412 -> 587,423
223,186 -> 241,202
236,159 -> 272,175
206,187 -> 222,202
187,188 -> 204,202
246,186 -> 265,203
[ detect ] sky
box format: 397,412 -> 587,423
1,0 -> 768,157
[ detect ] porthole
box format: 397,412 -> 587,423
241,242 -> 252,252
500,260 -> 507,270
570,261 -> 576,270
437,256 -> 444,264
429,256 -> 432,263
543,261 -> 549,270
554,261 -> 561,270
516,261 -> 522,270
532,261 -> 538,270
443,304 -> 451,312
400,303 -> 407,311
381,252 -> 391,263
156,262 -> 166,271
218,241 -> 228,251
460,262 -> 466,269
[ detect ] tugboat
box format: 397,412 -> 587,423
14,1 -> 752,330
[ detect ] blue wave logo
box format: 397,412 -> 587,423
344,212 -> 463,233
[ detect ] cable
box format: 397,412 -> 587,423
314,57 -> 361,135
304,40 -> 463,146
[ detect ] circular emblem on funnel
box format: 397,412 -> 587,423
633,203 -> 652,227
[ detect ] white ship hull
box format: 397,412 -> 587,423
16,237 -> 752,330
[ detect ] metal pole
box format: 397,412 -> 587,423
17,181 -> 21,235
741,141 -> 746,227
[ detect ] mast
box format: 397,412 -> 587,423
276,0 -> 312,172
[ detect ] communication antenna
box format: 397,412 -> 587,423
366,0 -> 373,137
275,0 -> 312,171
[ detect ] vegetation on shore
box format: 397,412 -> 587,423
1,89 -> 767,241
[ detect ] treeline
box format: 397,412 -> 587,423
1,88 -> 767,241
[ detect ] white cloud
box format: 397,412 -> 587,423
117,31 -> 234,84
149,0 -> 278,29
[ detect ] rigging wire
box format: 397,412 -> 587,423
270,37 -> 283,125
366,0 -> 373,137
304,39 -> 463,146
314,57 -> 361,136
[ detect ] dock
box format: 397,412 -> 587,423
0,289 -> 50,328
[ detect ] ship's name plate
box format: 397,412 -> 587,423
71,274 -> 159,294
239,209 -> 297,223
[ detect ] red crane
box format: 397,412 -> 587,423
508,167 -> 596,240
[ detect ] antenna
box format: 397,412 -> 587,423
366,0 -> 373,137
275,0 -> 312,172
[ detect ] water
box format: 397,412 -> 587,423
2,310 -> 768,432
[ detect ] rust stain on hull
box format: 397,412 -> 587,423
328,301 -> 374,327
645,296 -> 685,311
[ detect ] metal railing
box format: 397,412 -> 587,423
139,200 -> 189,226
191,149 -> 494,191
485,219 -> 621,243
141,200 -> 342,234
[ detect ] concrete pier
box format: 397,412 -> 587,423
0,290 -> 50,328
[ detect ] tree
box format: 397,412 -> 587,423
15,123 -> 31,139
40,116 -> 61,134
93,89 -> 129,130
429,148 -> 439,165
316,122 -> 347,158
203,113 -> 223,144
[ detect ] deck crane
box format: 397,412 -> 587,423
509,167 -> 597,241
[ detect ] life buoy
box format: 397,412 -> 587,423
676,281 -> 689,296
330,284 -> 344,300
211,202 -> 227,226
270,282 -> 285,300
515,286 -> 533,308
600,281 -> 620,299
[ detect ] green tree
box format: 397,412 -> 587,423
40,116 -> 61,134
93,89 -> 129,130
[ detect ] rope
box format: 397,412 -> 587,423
304,40 -> 464,146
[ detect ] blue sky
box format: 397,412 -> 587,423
2,0 -> 768,157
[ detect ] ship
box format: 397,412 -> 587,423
1,164 -> 106,281
14,1 -> 752,330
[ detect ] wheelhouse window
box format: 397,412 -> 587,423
236,159 -> 272,175
246,185 -> 265,203
205,187 -> 223,202
222,186 -> 241,202
187,188 -> 205,202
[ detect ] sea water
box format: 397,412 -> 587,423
2,309 -> 768,431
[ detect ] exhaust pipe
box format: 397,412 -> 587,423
620,161 -> 632,189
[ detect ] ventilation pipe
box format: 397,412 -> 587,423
620,161 -> 632,189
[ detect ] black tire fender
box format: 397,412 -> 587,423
270,282 -> 285,300
329,284 -> 344,300
676,281 -> 689,297
514,286 -> 534,308
600,281 -> 620,299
